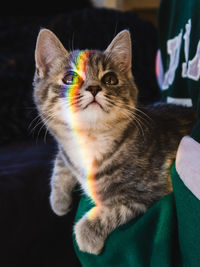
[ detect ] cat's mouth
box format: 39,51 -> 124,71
84,99 -> 104,111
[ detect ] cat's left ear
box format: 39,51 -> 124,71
105,30 -> 132,71
35,29 -> 68,78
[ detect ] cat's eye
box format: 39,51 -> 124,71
62,72 -> 82,85
102,72 -> 118,85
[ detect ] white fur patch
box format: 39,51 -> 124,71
176,136 -> 200,200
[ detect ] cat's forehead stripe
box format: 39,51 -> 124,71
70,50 -> 91,78
70,50 -> 110,78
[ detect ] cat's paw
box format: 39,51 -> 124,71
74,216 -> 105,255
50,191 -> 72,216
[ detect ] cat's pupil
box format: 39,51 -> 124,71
102,72 -> 118,85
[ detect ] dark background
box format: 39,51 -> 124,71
0,1 -> 160,266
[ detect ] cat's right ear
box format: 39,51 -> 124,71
105,30 -> 132,72
35,29 -> 68,78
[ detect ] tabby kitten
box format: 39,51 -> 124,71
33,29 -> 196,254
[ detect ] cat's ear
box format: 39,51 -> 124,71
105,30 -> 132,71
35,29 -> 68,77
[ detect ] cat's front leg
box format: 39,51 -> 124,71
74,204 -> 144,255
50,152 -> 77,216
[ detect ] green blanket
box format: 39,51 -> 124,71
73,164 -> 200,266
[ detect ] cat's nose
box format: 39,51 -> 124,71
86,85 -> 102,97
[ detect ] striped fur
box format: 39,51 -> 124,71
33,29 -> 196,254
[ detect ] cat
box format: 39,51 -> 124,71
33,28 -> 196,255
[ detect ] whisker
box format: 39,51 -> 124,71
119,108 -> 146,140
28,114 -> 41,130
36,121 -> 47,143
107,96 -> 151,126
29,118 -> 44,137
62,95 -> 83,101
44,125 -> 49,143
133,106 -> 152,122
63,95 -> 85,107
104,96 -> 150,139
35,112 -> 58,143
28,110 -> 58,143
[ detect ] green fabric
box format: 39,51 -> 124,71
73,164 -> 200,266
172,166 -> 200,266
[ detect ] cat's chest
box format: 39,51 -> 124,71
63,132 -> 113,170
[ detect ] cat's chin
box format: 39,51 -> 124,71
76,105 -> 107,130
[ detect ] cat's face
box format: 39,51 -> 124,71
34,29 -> 138,132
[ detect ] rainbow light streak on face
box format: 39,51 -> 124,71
61,50 -> 101,220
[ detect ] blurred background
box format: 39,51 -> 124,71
92,0 -> 160,26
